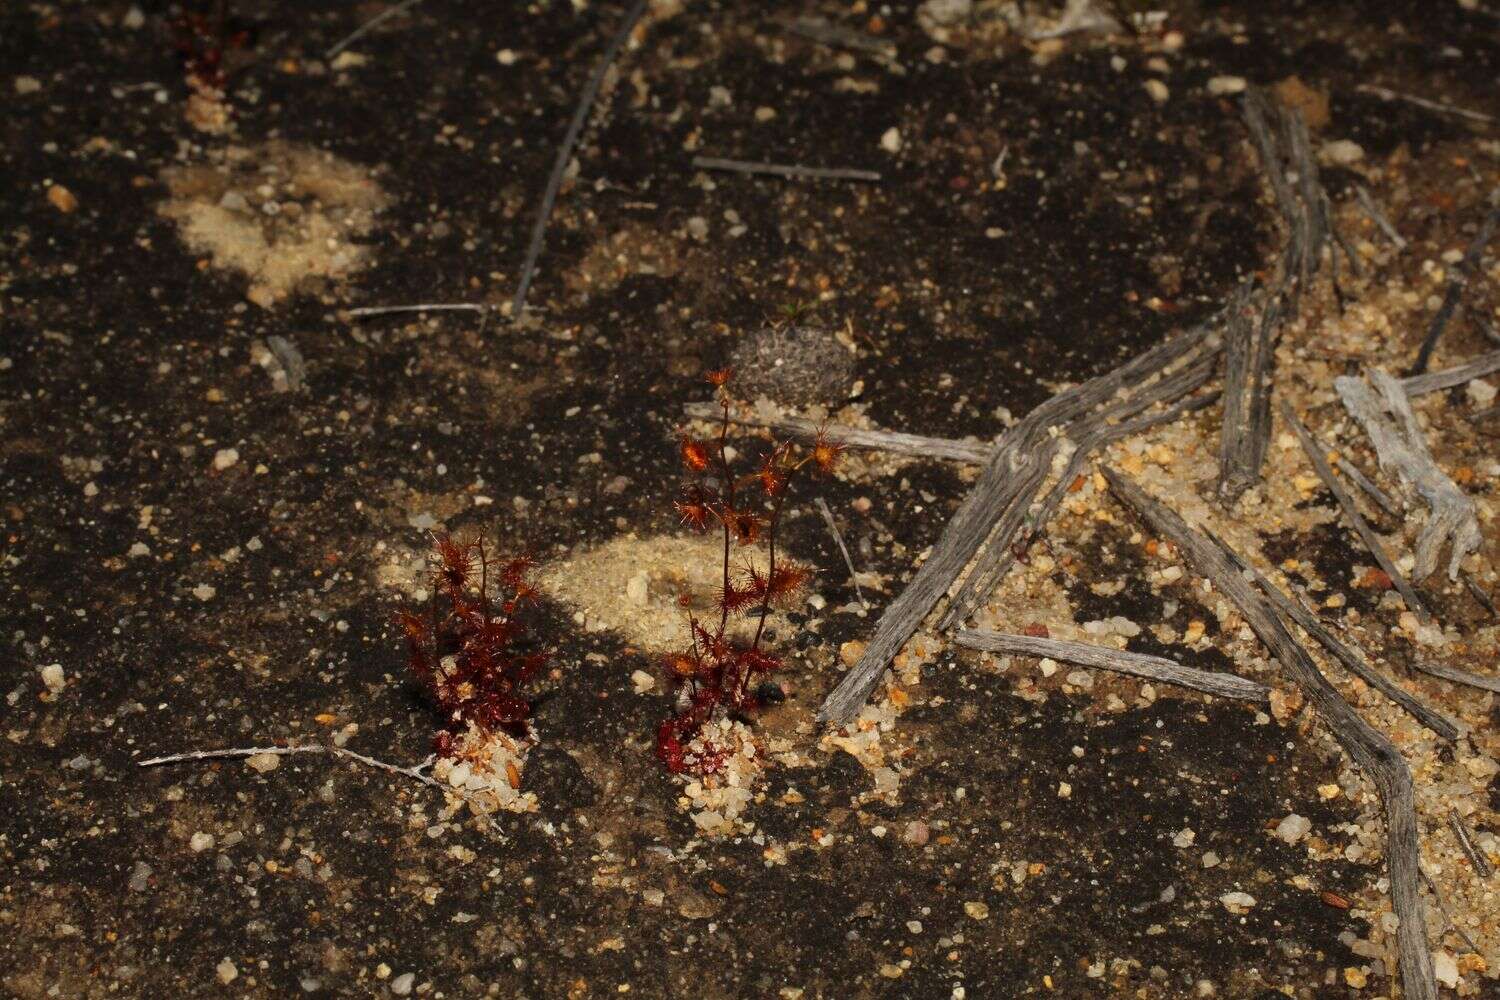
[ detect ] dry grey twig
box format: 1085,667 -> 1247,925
1103,468 -> 1437,1000
1336,370 -> 1481,580
953,630 -> 1269,702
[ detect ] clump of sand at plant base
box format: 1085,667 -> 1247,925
432,722 -> 537,818
158,141 -> 387,308
535,531 -> 788,655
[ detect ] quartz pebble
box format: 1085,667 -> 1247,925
1274,813 -> 1311,845
216,959 -> 238,984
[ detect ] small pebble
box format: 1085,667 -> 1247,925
245,752 -> 281,773
15,75 -> 42,95
1143,79 -> 1170,104
390,972 -> 415,996
192,583 -> 216,601
1206,75 -> 1246,96
39,663 -> 66,693
963,900 -> 989,920
213,448 -> 239,471
216,959 -> 238,984
1274,813 -> 1311,845
880,127 -> 902,153
1320,139 -> 1365,165
190,832 -> 216,852
47,184 -> 78,213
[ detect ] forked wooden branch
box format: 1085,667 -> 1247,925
1336,371 -> 1482,580
1103,468 -> 1437,1000
953,630 -> 1269,702
1213,539 -> 1460,741
817,322 -> 1216,725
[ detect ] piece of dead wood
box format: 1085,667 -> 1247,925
953,630 -> 1269,703
1334,455 -> 1402,518
1103,468 -> 1437,1000
1448,808 -> 1494,879
785,16 -> 896,56
1354,185 -> 1407,250
1281,401 -> 1430,620
817,322 -> 1216,725
680,401 -> 991,464
511,0 -> 650,321
1412,659 -> 1500,695
1024,0 -> 1123,39
1217,281 -> 1274,502
1335,371 -> 1482,581
1213,538 -> 1460,741
941,350 -> 1221,629
1219,93 -> 1351,503
1400,347 -> 1500,397
1462,571 -> 1498,618
1409,196 -> 1500,375
692,156 -> 881,183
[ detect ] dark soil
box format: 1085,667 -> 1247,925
3,1 -> 1497,998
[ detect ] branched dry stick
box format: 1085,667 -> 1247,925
1336,371 -> 1482,580
1281,401 -> 1430,621
816,497 -> 869,609
1213,538 -> 1460,741
1103,468 -> 1437,1000
817,323 -> 1216,725
1410,196 -> 1500,375
1356,84 -> 1499,127
1448,808 -> 1494,879
138,744 -> 499,832
941,351 -> 1221,629
681,402 -> 991,464
1400,347 -> 1500,397
1355,185 -> 1407,250
326,0 -> 425,59
512,0 -> 650,321
692,156 -> 881,182
1411,659 -> 1500,695
953,630 -> 1269,702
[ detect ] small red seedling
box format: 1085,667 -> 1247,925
657,369 -> 842,774
395,534 -> 546,759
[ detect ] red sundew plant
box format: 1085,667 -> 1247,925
394,534 -> 546,759
657,368 -> 843,774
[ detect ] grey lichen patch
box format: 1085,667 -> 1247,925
157,141 -> 388,308
727,324 -> 857,407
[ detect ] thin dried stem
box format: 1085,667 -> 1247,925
692,156 -> 881,182
346,303 -> 491,319
512,0 -> 650,321
326,0 -> 425,59
815,497 -> 869,609
1356,84 -> 1498,127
